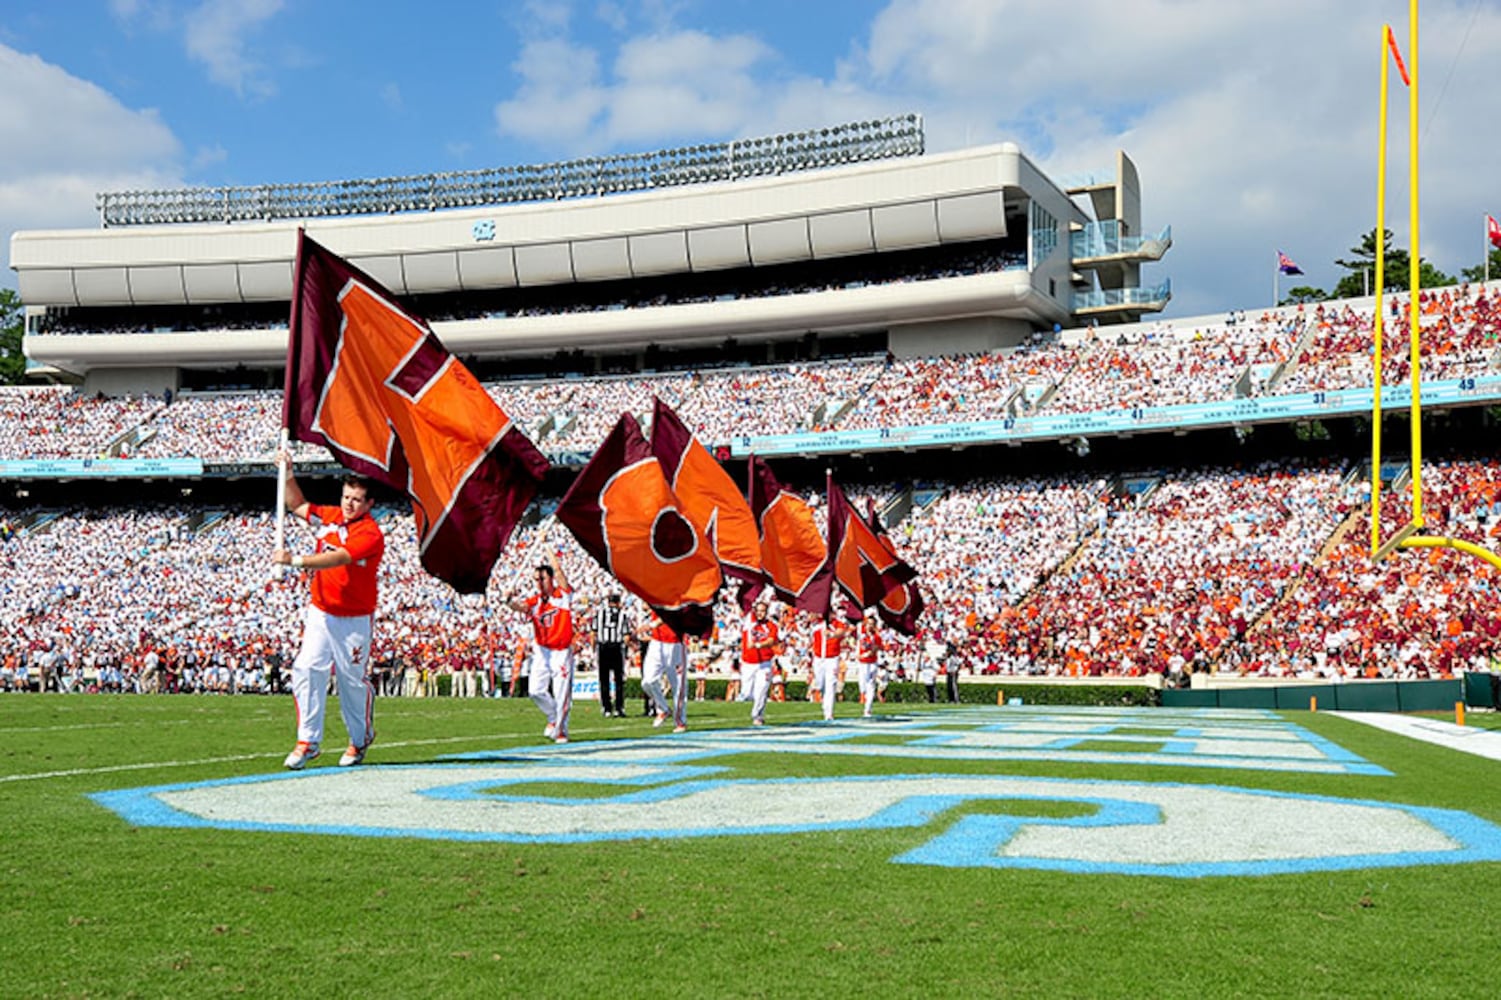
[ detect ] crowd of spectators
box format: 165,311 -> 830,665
10,286 -> 1501,464
1236,458 -> 1501,678
0,386 -> 163,460
8,454 -> 1500,694
1277,286 -> 1501,394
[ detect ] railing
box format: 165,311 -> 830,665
1071,279 -> 1172,312
1070,223 -> 1173,260
97,115 -> 925,227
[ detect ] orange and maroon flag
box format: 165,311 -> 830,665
283,232 -> 549,594
556,412 -> 721,636
827,474 -> 916,621
649,398 -> 763,586
743,455 -> 831,614
866,499 -> 924,636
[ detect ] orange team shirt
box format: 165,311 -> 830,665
526,586 -> 574,650
307,503 -> 384,617
742,619 -> 779,664
650,618 -> 680,644
812,623 -> 842,658
857,630 -> 881,664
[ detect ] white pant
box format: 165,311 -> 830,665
857,660 -> 878,714
814,656 -> 841,720
746,661 -> 772,722
643,640 -> 687,727
291,606 -> 374,750
529,645 -> 575,738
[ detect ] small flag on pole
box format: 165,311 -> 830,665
1276,250 -> 1304,276
1487,214 -> 1501,250
1385,25 -> 1411,88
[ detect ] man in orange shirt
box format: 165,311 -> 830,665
273,467 -> 385,770
855,614 -> 882,718
742,600 -> 779,727
640,611 -> 687,732
508,550 -> 575,743
810,615 -> 851,722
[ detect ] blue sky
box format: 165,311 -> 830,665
3,0 -> 1500,318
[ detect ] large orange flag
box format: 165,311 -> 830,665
865,499 -> 924,637
650,397 -> 762,585
284,233 -> 548,594
827,473 -> 916,618
743,455 -> 831,614
556,412 -> 721,636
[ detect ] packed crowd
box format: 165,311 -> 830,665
1277,287 -> 1501,393
6,455 -> 1500,694
0,386 -> 163,460
1237,458 -> 1501,678
9,287 -> 1501,463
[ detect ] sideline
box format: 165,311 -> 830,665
1331,711 -> 1501,763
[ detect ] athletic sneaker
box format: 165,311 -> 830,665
653,712 -> 668,728
554,735 -> 569,744
283,741 -> 320,769
543,723 -> 556,739
751,718 -> 765,727
338,744 -> 366,767
673,725 -> 688,734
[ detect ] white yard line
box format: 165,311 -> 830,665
0,719 -> 194,735
0,732 -> 527,784
1331,711 -> 1501,763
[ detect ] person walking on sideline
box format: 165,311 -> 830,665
273,463 -> 385,770
508,550 -> 575,743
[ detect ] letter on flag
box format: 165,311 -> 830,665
649,398 -> 763,585
1276,250 -> 1304,276
866,500 -> 924,636
555,412 -> 721,636
744,455 -> 831,614
826,473 -> 916,619
1488,214 -> 1501,250
283,232 -> 549,594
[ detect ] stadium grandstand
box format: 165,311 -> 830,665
5,117 -> 1501,694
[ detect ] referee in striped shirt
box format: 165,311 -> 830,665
594,593 -> 631,718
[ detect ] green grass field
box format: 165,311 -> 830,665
4,694 -> 1500,999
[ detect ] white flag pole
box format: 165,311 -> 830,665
273,428 -> 289,580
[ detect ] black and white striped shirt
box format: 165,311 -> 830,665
594,603 -> 630,645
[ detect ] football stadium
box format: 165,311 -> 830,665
5,57 -> 1501,1000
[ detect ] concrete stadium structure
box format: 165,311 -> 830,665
9,122 -> 1171,396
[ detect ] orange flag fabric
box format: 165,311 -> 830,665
555,412 -> 721,636
283,233 -> 548,594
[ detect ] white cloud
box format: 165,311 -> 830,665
496,29 -> 776,152
0,45 -> 183,281
181,0 -> 284,99
492,0 -> 1501,315
494,38 -> 609,149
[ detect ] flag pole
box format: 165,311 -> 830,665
273,430 -> 289,579
276,226 -> 305,582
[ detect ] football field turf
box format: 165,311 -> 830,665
4,694 -> 1500,998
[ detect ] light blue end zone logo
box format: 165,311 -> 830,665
89,709 -> 1501,878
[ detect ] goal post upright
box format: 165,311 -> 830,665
1369,0 -> 1501,572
